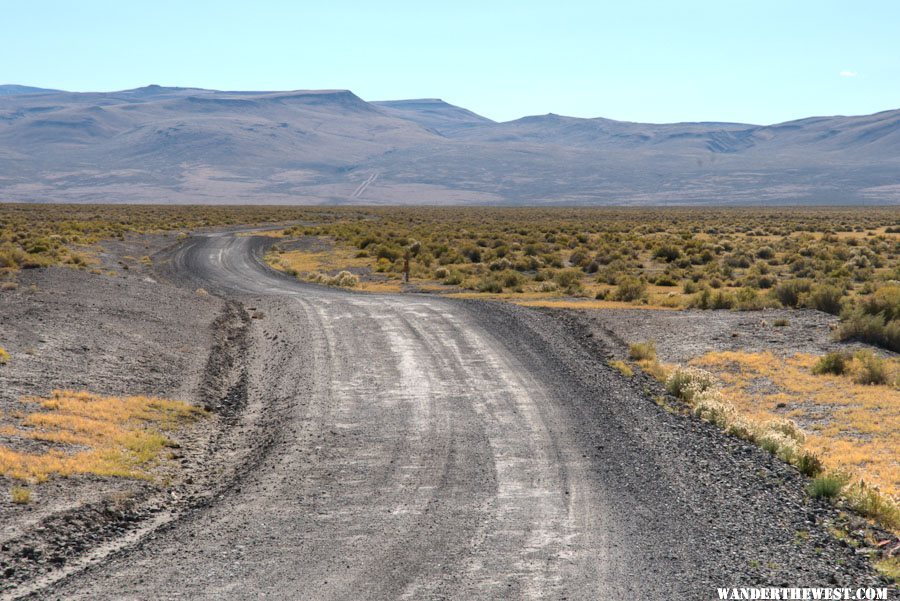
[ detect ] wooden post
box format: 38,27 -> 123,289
403,249 -> 410,283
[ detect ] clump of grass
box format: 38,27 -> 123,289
628,340 -> 657,362
843,480 -> 900,531
0,390 -> 205,482
608,360 -> 634,378
639,359 -> 671,382
10,486 -> 31,504
807,473 -> 847,499
812,351 -> 851,375
875,557 -> 900,583
772,318 -> 789,327
0,346 -> 9,365
195,287 -> 209,296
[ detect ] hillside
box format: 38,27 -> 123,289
1,86 -> 898,204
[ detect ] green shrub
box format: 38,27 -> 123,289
554,268 -> 582,291
653,245 -> 681,262
807,474 -> 846,499
774,279 -> 812,308
806,285 -> 844,315
851,349 -> 889,385
710,290 -> 735,310
443,270 -> 464,285
756,246 -> 775,260
500,270 -> 525,289
476,276 -> 503,293
860,285 -> 900,321
614,277 -> 647,302
836,310 -> 900,352
812,351 -> 851,376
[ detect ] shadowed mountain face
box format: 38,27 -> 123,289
1,86 -> 898,205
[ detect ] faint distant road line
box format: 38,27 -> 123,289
352,171 -> 378,198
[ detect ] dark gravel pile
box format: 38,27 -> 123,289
0,264 -> 224,594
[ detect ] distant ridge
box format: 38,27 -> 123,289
0,85 -> 898,205
0,84 -> 61,96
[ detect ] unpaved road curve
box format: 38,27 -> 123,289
42,235 -> 883,600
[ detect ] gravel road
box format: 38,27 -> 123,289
42,234 -> 887,600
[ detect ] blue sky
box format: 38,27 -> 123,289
4,1 -> 898,124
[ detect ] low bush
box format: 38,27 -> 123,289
0,346 -> 8,365
836,310 -> 900,352
476,276 -> 503,293
756,430 -> 799,463
774,279 -> 812,308
554,268 -> 582,293
806,284 -> 844,315
614,277 -> 647,302
812,351 -> 851,376
666,366 -> 715,402
796,452 -> 825,477
540,281 -> 559,292
692,389 -> 734,428
860,285 -> 900,322
850,349 -> 889,385
443,270 -> 464,285
308,271 -> 359,288
766,418 -> 806,444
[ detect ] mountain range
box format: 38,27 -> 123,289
1,84 -> 898,205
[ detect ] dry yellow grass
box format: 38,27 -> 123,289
513,298 -> 679,310
0,346 -> 9,365
608,360 -> 634,377
356,280 -> 404,293
269,242 -> 371,275
10,486 -> 31,504
0,390 -> 204,482
690,351 -> 900,497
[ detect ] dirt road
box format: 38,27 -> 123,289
42,235 -> 883,600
